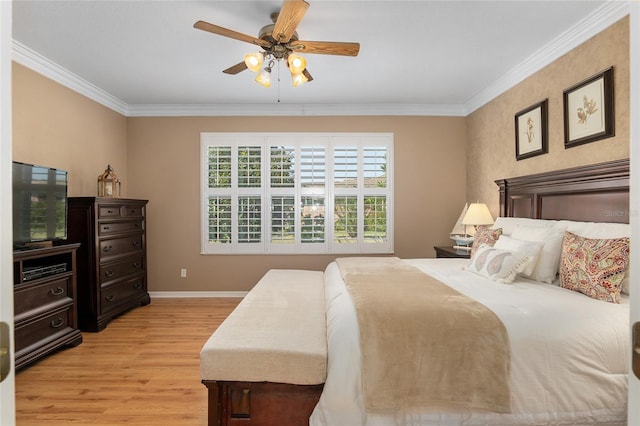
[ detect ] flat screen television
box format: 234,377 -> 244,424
12,161 -> 68,249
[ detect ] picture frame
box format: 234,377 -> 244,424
515,99 -> 548,161
563,67 -> 614,148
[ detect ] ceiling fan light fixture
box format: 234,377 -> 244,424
244,52 -> 264,72
287,53 -> 307,74
255,65 -> 272,88
194,1 -> 360,88
291,71 -> 308,87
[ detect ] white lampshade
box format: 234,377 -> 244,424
287,53 -> 306,74
291,71 -> 308,87
255,67 -> 272,88
244,52 -> 264,73
461,203 -> 494,226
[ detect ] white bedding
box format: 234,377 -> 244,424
310,258 -> 629,426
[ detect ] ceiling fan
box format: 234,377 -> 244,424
194,0 -> 360,87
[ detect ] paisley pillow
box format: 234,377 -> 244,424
465,245 -> 535,284
470,226 -> 503,256
559,231 -> 630,303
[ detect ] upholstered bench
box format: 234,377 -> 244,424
200,269 -> 327,426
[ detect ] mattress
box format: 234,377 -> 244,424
310,258 -> 629,426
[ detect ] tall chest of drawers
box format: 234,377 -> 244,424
67,197 -> 150,331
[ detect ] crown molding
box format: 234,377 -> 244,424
464,1 -> 631,114
125,102 -> 468,117
12,40 -> 129,115
12,2 -> 631,118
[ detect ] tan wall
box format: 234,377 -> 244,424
126,116 -> 467,292
12,63 -> 128,196
467,17 -> 630,217
10,62 -> 468,292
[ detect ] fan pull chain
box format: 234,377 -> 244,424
277,60 -> 281,103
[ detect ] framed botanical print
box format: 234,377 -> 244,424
563,67 -> 614,148
515,99 -> 548,161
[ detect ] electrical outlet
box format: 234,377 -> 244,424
180,269 -> 187,278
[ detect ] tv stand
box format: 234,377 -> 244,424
13,241 -> 54,251
13,243 -> 83,370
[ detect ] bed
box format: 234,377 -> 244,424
201,158 -> 631,426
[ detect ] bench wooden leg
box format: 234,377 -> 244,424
203,380 -> 324,426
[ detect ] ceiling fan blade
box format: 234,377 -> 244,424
223,61 -> 248,75
302,68 -> 313,83
289,40 -> 360,56
272,0 -> 310,43
194,20 -> 271,49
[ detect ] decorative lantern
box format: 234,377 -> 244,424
97,165 -> 121,198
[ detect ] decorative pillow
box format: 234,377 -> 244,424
553,220 -> 631,294
511,225 -> 566,283
493,235 -> 544,277
465,245 -> 535,284
470,226 -> 502,256
559,231 -> 630,303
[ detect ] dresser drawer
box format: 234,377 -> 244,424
98,204 -> 144,220
98,204 -> 124,219
99,256 -> 145,285
101,276 -> 146,315
14,304 -> 74,352
99,235 -> 144,261
14,276 -> 73,321
122,204 -> 144,218
98,220 -> 144,236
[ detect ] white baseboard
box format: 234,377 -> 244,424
149,291 -> 247,299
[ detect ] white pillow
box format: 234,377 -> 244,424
493,235 -> 544,277
511,225 -> 567,283
491,217 -> 556,235
464,245 -> 535,284
554,220 -> 629,239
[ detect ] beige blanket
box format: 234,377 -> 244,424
335,257 -> 511,413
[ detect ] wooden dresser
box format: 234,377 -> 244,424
13,243 -> 83,370
67,197 -> 150,331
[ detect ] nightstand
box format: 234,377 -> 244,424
434,246 -> 471,259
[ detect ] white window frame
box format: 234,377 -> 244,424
200,132 -> 394,255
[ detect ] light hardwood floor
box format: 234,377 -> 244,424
15,298 -> 240,425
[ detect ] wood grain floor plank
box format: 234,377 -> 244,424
15,298 -> 240,425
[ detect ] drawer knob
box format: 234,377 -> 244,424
105,295 -> 116,302
133,282 -> 142,290
104,270 -> 115,278
132,241 -> 141,248
50,317 -> 64,328
103,245 -> 113,252
103,225 -> 110,230
133,262 -> 142,269
49,286 -> 65,296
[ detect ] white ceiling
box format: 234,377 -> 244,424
11,1 -> 629,117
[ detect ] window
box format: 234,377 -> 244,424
201,133 -> 393,254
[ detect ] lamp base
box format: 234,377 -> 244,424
450,235 -> 474,246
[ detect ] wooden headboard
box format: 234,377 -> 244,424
495,159 -> 630,224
